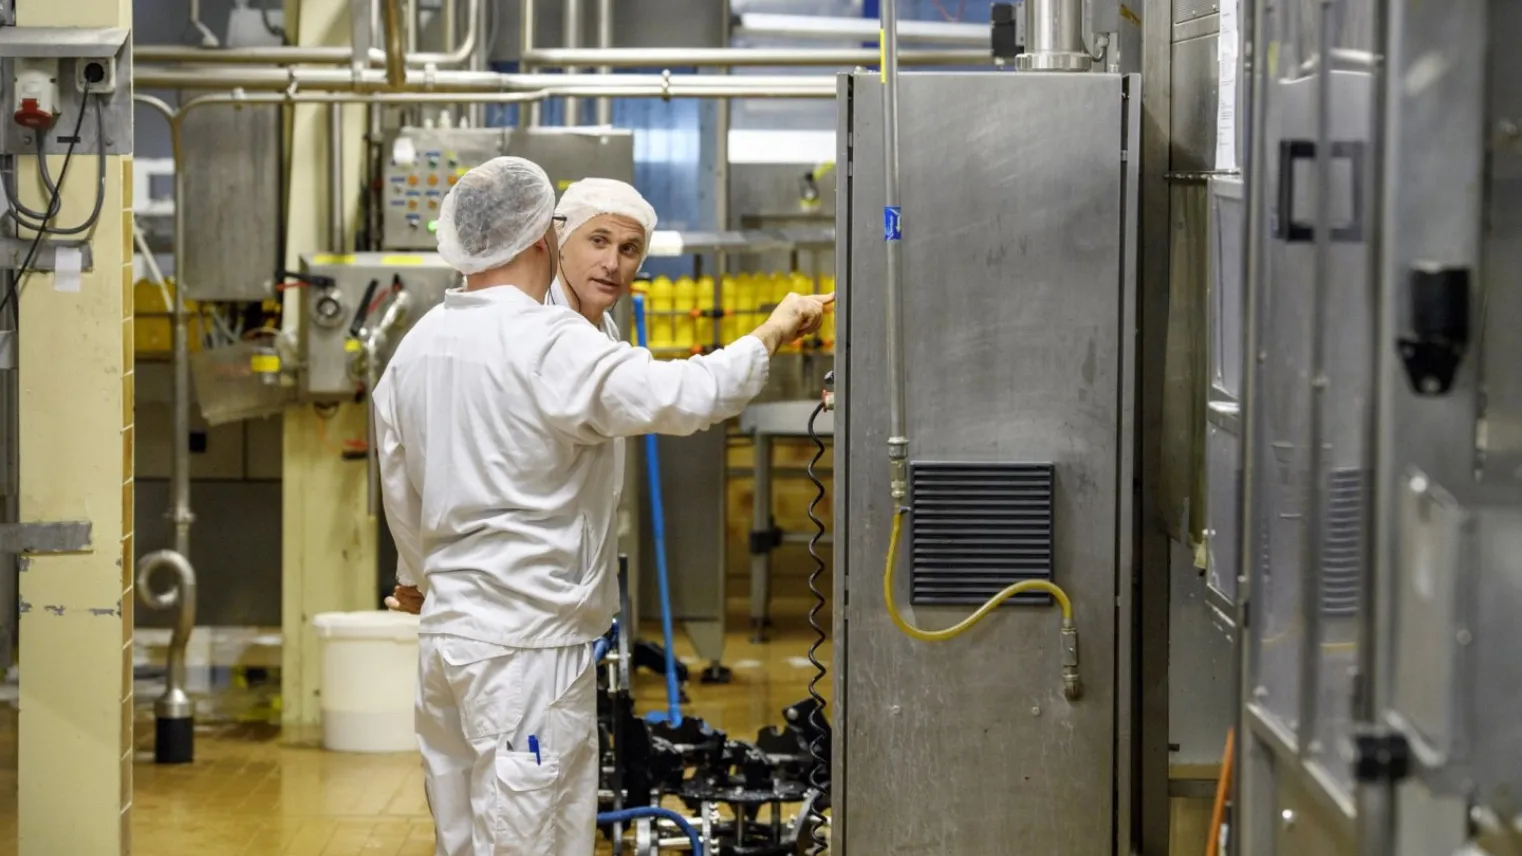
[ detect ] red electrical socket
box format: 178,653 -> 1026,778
13,97 -> 54,131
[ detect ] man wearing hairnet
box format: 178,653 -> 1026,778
370,157 -> 830,856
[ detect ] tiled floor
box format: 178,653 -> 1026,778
0,596 -> 832,856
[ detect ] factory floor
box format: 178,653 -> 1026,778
0,595 -> 832,856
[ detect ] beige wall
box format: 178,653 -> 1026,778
15,0 -> 134,852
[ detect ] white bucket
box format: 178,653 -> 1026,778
312,610 -> 420,753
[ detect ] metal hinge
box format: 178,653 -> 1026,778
0,521 -> 93,554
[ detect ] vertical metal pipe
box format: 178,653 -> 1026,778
881,0 -> 908,500
171,118 -> 194,560
443,0 -> 457,58
1017,0 -> 1092,73
522,0 -> 541,126
1232,0 -> 1268,843
405,0 -> 419,53
328,103 -> 345,252
594,0 -> 613,125
564,0 -> 584,125
380,0 -> 408,88
1296,0 -> 1334,758
713,90 -> 729,349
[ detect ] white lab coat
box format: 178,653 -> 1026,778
372,283 -> 768,856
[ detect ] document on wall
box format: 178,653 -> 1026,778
1215,0 -> 1241,171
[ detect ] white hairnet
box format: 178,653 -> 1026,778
555,178 -> 659,261
435,156 -> 557,275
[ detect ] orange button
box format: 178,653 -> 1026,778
448,174 -> 458,185
407,175 -> 418,185
428,174 -> 439,186
428,200 -> 437,209
408,200 -> 417,210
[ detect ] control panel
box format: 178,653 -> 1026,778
380,126 -> 638,251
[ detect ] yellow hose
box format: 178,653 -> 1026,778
883,507 -> 1074,641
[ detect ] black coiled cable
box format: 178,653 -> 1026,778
804,399 -> 830,855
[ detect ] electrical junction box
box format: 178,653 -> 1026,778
0,26 -> 132,156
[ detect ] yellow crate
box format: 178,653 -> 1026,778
132,279 -> 204,356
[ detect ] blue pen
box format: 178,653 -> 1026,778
528,735 -> 541,765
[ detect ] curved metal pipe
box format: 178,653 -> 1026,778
136,550 -> 198,721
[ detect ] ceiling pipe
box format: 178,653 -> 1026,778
520,45 -> 991,68
132,65 -> 840,97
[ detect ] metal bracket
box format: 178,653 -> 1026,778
0,520 -> 92,554
0,237 -> 94,272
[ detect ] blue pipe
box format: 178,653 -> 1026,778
632,294 -> 683,726
597,806 -> 703,856
593,619 -> 616,663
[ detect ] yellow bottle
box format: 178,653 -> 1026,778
721,275 -> 740,344
649,276 -> 675,350
736,273 -> 758,339
673,276 -> 696,354
695,275 -> 717,351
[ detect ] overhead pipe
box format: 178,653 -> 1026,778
136,549 -> 199,764
131,66 -> 839,98
881,0 -> 908,501
379,0 -> 407,88
734,12 -> 990,46
520,45 -> 991,68
135,0 -> 480,68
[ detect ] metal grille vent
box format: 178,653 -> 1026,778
1173,0 -> 1218,24
908,462 -> 1055,607
1321,468 -> 1368,618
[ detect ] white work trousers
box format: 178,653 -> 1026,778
416,634 -> 599,856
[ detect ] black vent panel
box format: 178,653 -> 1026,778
908,462 -> 1055,607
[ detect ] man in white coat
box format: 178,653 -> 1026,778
370,156 -> 829,856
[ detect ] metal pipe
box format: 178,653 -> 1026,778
522,45 -> 990,68
564,0 -> 583,125
380,0 -> 408,88
522,0 -> 540,126
328,103 -> 345,252
594,0 -> 613,125
1016,0 -> 1092,73
1233,0 -> 1269,838
734,12 -> 990,46
1296,0 -> 1335,760
405,0 -> 419,54
881,0 -> 908,501
131,65 -> 839,97
136,549 -> 198,764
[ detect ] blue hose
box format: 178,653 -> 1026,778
632,294 -> 683,726
597,806 -> 703,856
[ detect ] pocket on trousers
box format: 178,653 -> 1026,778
493,749 -> 560,856
440,639 -> 522,741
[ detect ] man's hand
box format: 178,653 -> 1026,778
385,585 -> 424,615
753,292 -> 835,354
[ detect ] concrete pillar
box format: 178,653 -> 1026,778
279,0 -> 379,739
15,0 -> 134,852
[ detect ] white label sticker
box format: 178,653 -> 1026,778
53,247 -> 82,293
